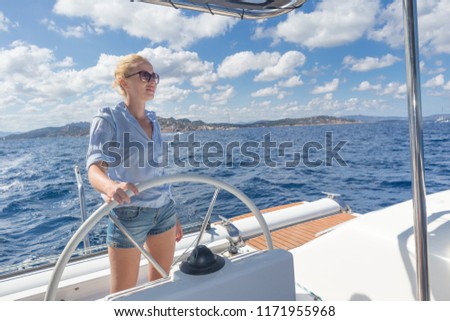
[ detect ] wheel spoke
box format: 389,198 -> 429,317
195,187 -> 221,248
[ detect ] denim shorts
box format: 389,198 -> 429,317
106,199 -> 177,248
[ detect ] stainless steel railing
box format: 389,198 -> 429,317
402,0 -> 430,301
74,165 -> 90,249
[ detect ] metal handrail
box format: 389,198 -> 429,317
402,0 -> 430,301
131,0 -> 306,19
74,165 -> 90,249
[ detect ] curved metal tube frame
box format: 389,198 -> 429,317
402,0 -> 429,301
132,0 -> 306,19
74,165 -> 90,249
45,174 -> 272,301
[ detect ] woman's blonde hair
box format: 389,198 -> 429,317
112,54 -> 150,97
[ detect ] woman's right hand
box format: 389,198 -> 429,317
103,181 -> 139,204
88,162 -> 139,205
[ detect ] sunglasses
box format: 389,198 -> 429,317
125,70 -> 160,84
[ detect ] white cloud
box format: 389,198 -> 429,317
352,80 -> 406,98
0,41 -> 53,74
253,0 -> 450,55
251,85 -> 279,98
182,95 -> 397,123
0,41 -> 225,131
251,85 -> 288,100
343,54 -> 401,72
141,47 -> 209,74
254,51 -> 306,81
182,104 -> 229,123
0,11 -> 18,32
251,100 -> 272,109
300,95 -> 393,115
369,0 -> 450,54
277,102 -> 300,113
444,81 -> 450,90
202,85 -> 234,106
381,81 -> 407,98
254,0 -> 380,49
0,41 -> 123,130
354,80 -> 406,98
368,0 -> 403,48
421,0 -> 450,54
0,41 -> 99,104
137,47 -> 218,95
424,74 -> 445,87
191,71 -> 218,92
21,106 -> 41,113
421,60 -> 446,75
279,76 -> 304,88
54,56 -> 75,68
218,50 -> 306,82
41,18 -> 103,38
312,78 -> 340,94
353,81 -> 382,91
217,51 -> 280,78
53,0 -> 236,49
153,85 -> 191,104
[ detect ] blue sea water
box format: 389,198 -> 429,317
1,121 -> 450,268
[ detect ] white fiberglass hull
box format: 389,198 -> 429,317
292,189 -> 450,300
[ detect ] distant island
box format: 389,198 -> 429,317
3,115 -> 359,140
3,113 -> 448,140
158,115 -> 359,132
3,122 -> 91,140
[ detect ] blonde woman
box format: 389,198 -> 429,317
86,54 -> 182,293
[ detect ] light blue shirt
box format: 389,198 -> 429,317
86,101 -> 171,208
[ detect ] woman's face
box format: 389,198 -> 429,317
123,60 -> 157,102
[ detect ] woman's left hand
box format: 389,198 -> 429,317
175,219 -> 183,242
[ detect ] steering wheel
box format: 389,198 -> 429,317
44,174 -> 273,301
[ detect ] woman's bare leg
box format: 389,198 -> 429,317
145,226 -> 177,281
108,246 -> 141,293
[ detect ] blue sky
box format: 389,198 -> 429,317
1,0 -> 450,132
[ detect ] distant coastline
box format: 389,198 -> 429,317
2,113 -> 448,140
3,115 -> 360,140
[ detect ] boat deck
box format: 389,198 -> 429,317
231,202 -> 355,251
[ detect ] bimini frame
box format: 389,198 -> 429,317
131,0 -> 306,19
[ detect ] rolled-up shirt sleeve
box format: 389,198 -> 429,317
86,114 -> 116,171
